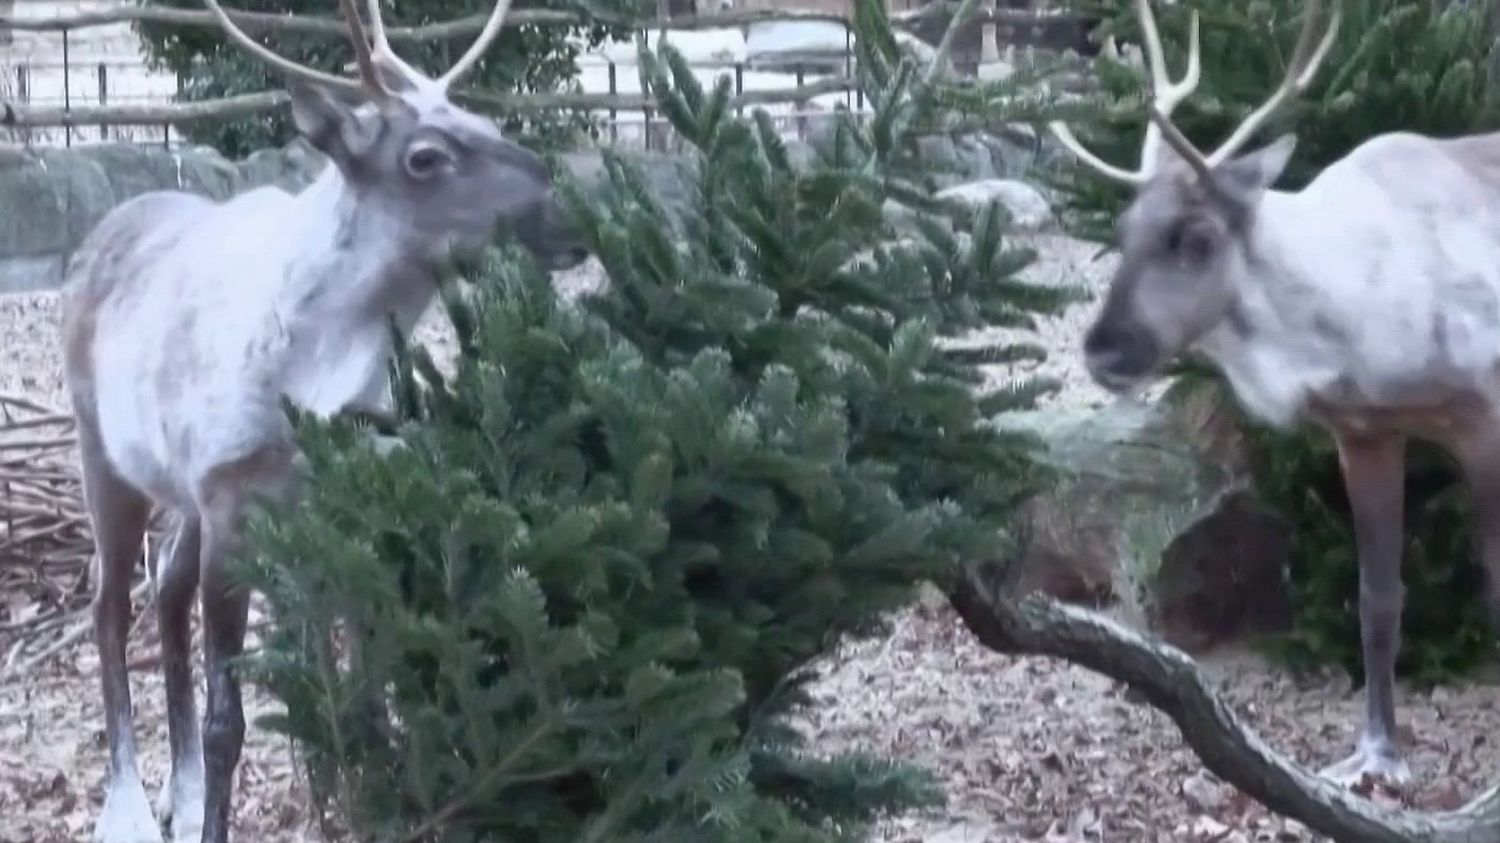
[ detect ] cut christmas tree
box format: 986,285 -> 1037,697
236,0 -> 1080,838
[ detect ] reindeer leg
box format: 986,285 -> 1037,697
1320,430 -> 1412,787
78,423 -> 163,843
155,514 -> 205,843
197,494 -> 251,843
1448,426 -> 1500,657
196,446 -> 299,843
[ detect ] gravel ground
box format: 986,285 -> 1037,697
3,237 -> 1499,842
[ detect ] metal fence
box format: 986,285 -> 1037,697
0,52 -> 886,151
4,58 -> 184,147
0,2 -> 1089,151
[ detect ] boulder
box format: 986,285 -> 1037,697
0,143 -> 245,292
1151,489 -> 1294,652
937,178 -> 1053,232
996,382 -> 1294,652
986,125 -> 1041,178
743,20 -> 848,71
235,137 -> 323,193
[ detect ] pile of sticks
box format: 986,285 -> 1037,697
0,392 -> 100,673
0,394 -> 167,675
0,393 -> 91,615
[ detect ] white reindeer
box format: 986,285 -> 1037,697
61,1 -> 588,841
1051,0 -> 1500,788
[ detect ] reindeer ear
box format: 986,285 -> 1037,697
287,81 -> 384,170
1218,134 -> 1297,195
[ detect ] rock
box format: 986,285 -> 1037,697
0,149 -> 75,273
952,135 -> 1000,182
975,59 -> 1014,82
1180,770 -> 1230,813
994,382 -> 1292,651
1150,489 -> 1294,652
916,135 -> 964,184
1188,816 -> 1236,840
0,144 -> 250,293
0,141 -> 698,294
987,125 -> 1041,177
915,580 -> 949,615
936,178 -> 1053,232
743,20 -> 848,71
998,400 -> 1169,610
236,137 -> 323,193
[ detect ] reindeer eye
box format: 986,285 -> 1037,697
404,143 -> 453,179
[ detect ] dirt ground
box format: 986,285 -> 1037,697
4,239 -> 1500,842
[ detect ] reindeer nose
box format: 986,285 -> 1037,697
1083,321 -> 1159,389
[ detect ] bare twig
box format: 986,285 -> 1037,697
949,563 -> 1500,843
1,396 -> 174,677
2,579 -> 155,679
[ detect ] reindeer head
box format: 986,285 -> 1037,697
1050,0 -> 1340,393
204,0 -> 588,271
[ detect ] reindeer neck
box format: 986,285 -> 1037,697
277,166 -> 434,332
1194,189 -> 1370,427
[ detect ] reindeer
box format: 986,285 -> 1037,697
1050,0 -> 1500,788
61,1 -> 588,841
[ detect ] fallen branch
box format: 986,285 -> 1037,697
948,563 -> 1500,843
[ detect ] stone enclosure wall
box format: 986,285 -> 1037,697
0,127 -> 1050,294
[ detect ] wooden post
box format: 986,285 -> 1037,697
608,61 -> 618,144
979,0 -> 1000,65
62,27 -> 71,148
97,63 -> 108,141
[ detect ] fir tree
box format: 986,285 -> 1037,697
237,0 -> 1080,837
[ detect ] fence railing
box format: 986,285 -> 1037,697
0,1 -> 1092,150
3,58 -> 184,148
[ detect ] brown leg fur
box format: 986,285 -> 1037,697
1321,429 -> 1411,786
77,418 -> 161,843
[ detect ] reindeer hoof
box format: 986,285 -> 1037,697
96,778 -> 165,843
1320,742 -> 1412,790
156,769 -> 205,843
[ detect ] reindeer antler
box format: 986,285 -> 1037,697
1048,0 -> 1204,185
201,0 -> 388,98
1202,0 -> 1341,166
1051,0 -> 1341,186
363,0 -> 428,86
438,0 -> 517,88
340,0 -> 517,92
